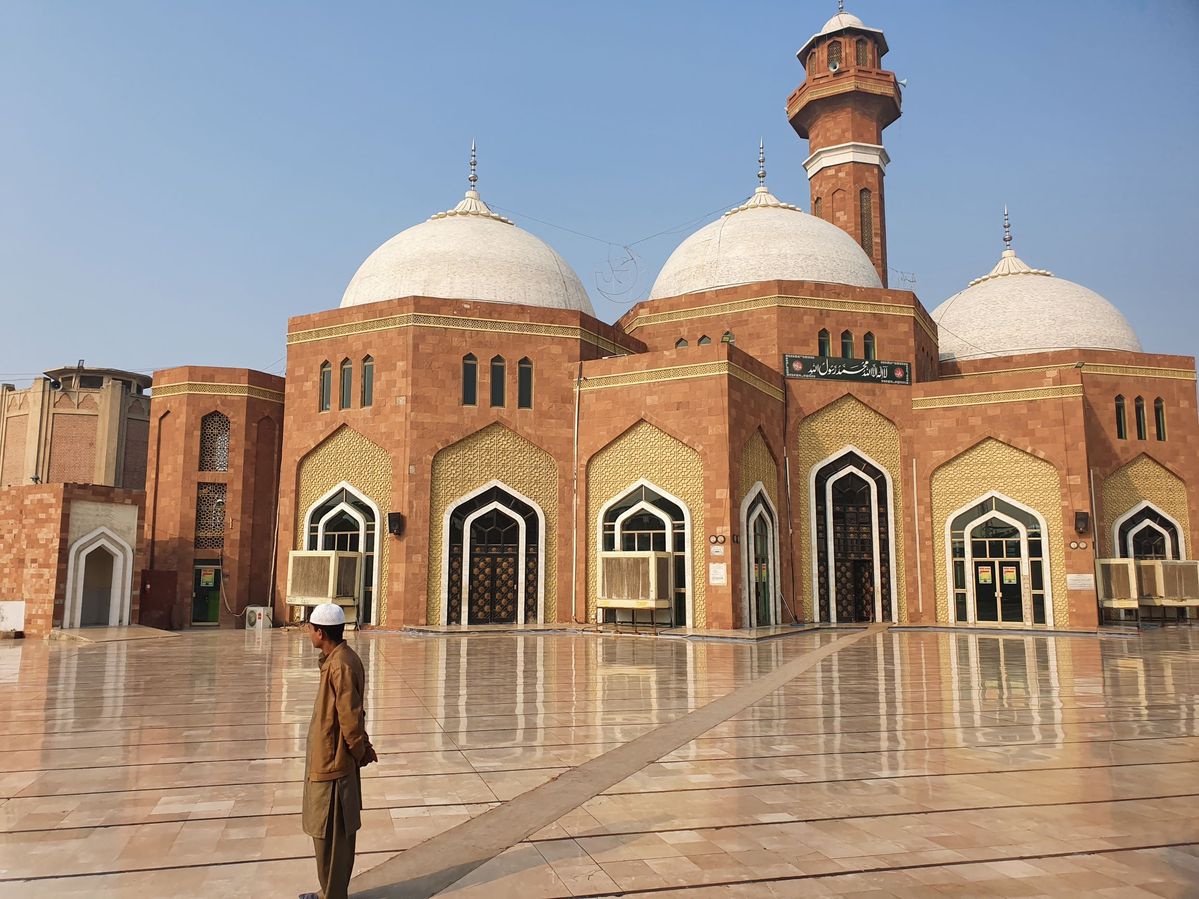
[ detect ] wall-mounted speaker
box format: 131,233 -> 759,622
387,512 -> 405,537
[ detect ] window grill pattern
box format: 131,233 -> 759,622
194,482 -> 226,549
1117,506 -> 1180,561
859,189 -> 873,256
856,38 -> 868,66
814,197 -> 823,219
827,40 -> 842,69
198,412 -> 230,472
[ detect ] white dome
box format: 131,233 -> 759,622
821,12 -> 865,31
932,249 -> 1141,361
340,189 -> 594,315
650,186 -> 882,299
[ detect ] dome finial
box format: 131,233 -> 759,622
837,0 -> 844,12
1002,204 -> 1012,252
757,139 -> 766,188
468,139 -> 478,191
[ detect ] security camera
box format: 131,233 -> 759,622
48,379 -> 62,390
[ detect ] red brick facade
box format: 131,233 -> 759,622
0,484 -> 145,637
143,367 -> 284,629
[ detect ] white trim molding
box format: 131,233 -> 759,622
808,447 -> 899,625
596,478 -> 694,628
302,481 -> 381,617
942,491 -> 1055,629
1112,501 -> 1186,560
63,526 -> 135,629
739,482 -> 782,629
803,141 -> 890,180
440,480 -> 546,627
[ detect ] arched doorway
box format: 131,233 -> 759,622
80,547 -> 116,626
305,484 -> 378,624
445,483 -> 542,625
948,493 -> 1051,627
64,527 -> 134,629
1114,502 -> 1184,560
600,482 -> 690,627
740,484 -> 780,628
812,450 -> 896,624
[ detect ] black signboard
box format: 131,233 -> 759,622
783,354 -> 911,385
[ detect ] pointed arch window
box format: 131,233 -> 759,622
360,355 -> 374,407
318,362 -> 331,412
674,338 -> 688,349
697,335 -> 712,346
1134,396 -> 1147,440
855,38 -> 869,66
827,40 -> 842,70
517,357 -> 533,409
198,412 -> 230,472
1114,395 -> 1126,440
841,330 -> 854,359
461,354 -> 477,406
1154,398 -> 1166,441
863,332 -> 876,360
490,355 -> 506,407
859,189 -> 873,256
818,329 -> 831,356
339,358 -> 352,410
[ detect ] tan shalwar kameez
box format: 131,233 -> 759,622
303,641 -> 372,899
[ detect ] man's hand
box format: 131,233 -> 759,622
360,745 -> 378,768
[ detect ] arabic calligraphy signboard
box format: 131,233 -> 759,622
782,354 -> 911,385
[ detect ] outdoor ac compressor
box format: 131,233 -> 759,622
245,606 -> 272,630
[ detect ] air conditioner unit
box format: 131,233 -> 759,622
286,551 -> 364,622
1136,559 -> 1199,607
245,605 -> 272,630
1095,559 -> 1137,609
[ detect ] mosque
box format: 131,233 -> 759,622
133,7 -> 1198,635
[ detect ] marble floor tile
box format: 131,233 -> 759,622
0,627 -> 1195,896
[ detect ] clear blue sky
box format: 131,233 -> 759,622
3,1 -> 1197,384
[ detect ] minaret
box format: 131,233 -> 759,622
787,5 -> 901,286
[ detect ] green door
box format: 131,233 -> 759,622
193,565 -> 221,624
752,515 -> 772,626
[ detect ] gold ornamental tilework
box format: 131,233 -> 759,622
930,439 -> 1067,627
586,421 -> 706,626
287,311 -> 624,356
739,430 -> 780,512
1099,456 -> 1191,557
624,294 -> 938,343
426,423 -> 558,625
295,426 -> 393,622
913,384 -> 1083,410
580,361 -> 784,403
939,362 -> 1196,382
153,382 -> 285,404
794,396 -> 906,622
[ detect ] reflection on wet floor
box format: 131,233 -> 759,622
0,627 -> 1196,896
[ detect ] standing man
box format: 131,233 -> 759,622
301,603 -> 377,899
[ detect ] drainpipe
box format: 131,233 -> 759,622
571,360 -> 583,623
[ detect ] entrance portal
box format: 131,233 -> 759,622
949,495 -> 1049,627
80,548 -> 115,627
752,515 -> 772,626
969,519 -> 1025,624
813,451 -> 895,624
446,484 -> 542,626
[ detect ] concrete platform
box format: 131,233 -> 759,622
49,625 -> 179,644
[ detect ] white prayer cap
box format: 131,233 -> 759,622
310,603 -> 346,626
